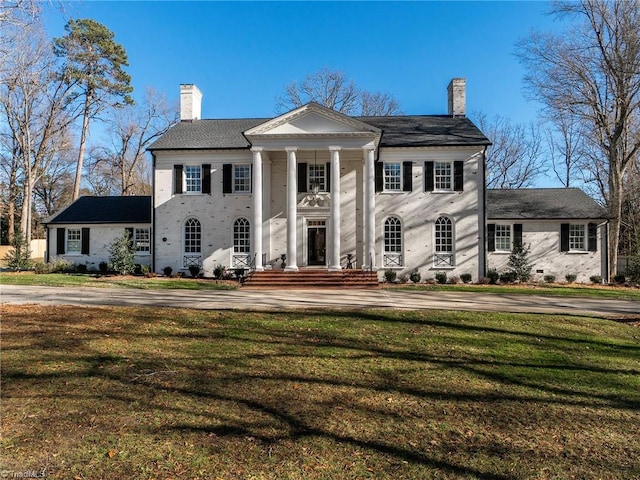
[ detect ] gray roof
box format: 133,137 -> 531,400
359,115 -> 490,147
148,115 -> 490,151
487,188 -> 608,220
45,196 -> 152,224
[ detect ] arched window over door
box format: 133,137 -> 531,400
183,217 -> 202,268
434,216 -> 454,267
383,216 -> 403,267
232,218 -> 251,268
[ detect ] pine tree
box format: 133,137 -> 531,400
53,19 -> 133,201
108,230 -> 135,275
507,243 -> 533,283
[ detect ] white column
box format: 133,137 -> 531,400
364,147 -> 376,270
329,146 -> 342,271
251,147 -> 264,271
285,147 -> 299,271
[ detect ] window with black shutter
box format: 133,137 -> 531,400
454,161 -> 464,191
81,228 -> 90,255
298,162 -> 307,193
202,164 -> 211,194
513,224 -> 523,248
56,228 -> 65,255
560,223 -> 570,252
222,164 -> 232,194
403,161 -> 413,192
173,165 -> 183,194
424,161 -> 434,192
588,223 -> 597,251
487,223 -> 496,252
375,162 -> 384,192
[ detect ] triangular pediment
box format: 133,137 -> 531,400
245,102 -> 381,137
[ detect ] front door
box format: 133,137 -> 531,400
308,227 -> 326,266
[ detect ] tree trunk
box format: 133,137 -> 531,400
608,158 -> 624,282
72,92 -> 92,202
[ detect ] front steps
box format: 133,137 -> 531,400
243,268 -> 379,289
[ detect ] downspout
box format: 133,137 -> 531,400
151,151 -> 156,273
45,225 -> 50,263
481,145 -> 488,279
603,220 -> 609,283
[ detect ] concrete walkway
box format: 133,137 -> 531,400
1,284 -> 638,318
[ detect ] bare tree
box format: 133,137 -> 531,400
476,113 -> 547,189
0,18 -> 76,242
275,68 -> 402,116
545,111 -> 588,188
86,88 -> 177,196
517,0 -> 640,280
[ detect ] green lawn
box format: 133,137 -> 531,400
2,271 -> 640,299
2,305 -> 639,479
0,271 -> 237,290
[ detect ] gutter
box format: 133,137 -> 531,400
151,152 -> 156,273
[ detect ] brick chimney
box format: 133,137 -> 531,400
180,84 -> 202,121
447,78 -> 466,117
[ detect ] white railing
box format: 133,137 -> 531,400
232,254 -> 250,268
183,255 -> 202,268
433,253 -> 454,267
383,253 -> 402,268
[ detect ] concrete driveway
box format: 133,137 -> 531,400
1,284 -> 638,319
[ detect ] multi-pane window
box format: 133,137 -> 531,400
134,228 -> 150,253
185,166 -> 202,193
233,165 -> 251,193
184,218 -> 201,253
569,224 -> 586,251
383,216 -> 403,267
384,163 -> 402,191
67,228 -> 81,254
434,162 -> 452,191
233,218 -> 250,253
308,164 -> 326,192
495,224 -> 512,252
434,216 -> 454,267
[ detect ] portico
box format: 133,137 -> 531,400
244,103 -> 381,272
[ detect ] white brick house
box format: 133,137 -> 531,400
149,80 -> 493,281
487,188 -> 609,283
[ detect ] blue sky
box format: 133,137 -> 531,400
43,1 -> 565,125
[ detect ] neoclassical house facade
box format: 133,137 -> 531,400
148,80 -> 493,280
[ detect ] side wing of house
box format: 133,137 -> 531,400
487,189 -> 609,282
44,196 -> 152,270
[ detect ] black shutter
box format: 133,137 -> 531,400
174,165 -> 183,194
560,223 -> 570,252
202,164 -> 211,194
588,223 -> 597,251
325,162 -> 331,193
425,161 -> 434,192
250,164 -> 253,193
298,162 -> 307,193
454,161 -> 464,191
403,161 -> 413,192
56,228 -> 65,255
125,227 -> 134,247
375,162 -> 384,192
222,164 -> 232,194
81,228 -> 90,255
514,224 -> 523,248
487,223 -> 496,252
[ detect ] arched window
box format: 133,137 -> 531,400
183,218 -> 202,268
232,218 -> 251,267
434,216 -> 454,267
383,216 -> 403,267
